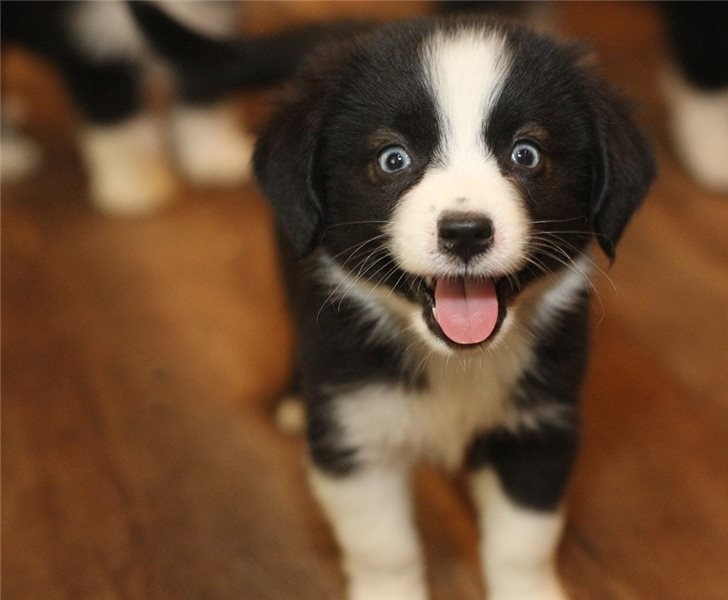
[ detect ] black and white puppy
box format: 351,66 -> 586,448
660,2 -> 728,192
2,1 -> 250,214
128,5 -> 655,597
253,15 -> 654,600
2,1 -> 348,214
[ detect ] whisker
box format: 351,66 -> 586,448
320,220 -> 390,237
531,216 -> 588,226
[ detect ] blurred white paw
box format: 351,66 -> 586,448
1,95 -> 42,182
489,571 -> 568,600
80,115 -> 175,216
171,103 -> 253,186
1,129 -> 42,182
275,395 -> 306,435
348,571 -> 428,600
662,66 -> 728,193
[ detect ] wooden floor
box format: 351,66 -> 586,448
3,3 -> 728,599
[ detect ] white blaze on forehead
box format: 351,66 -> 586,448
424,27 -> 512,165
386,27 -> 528,281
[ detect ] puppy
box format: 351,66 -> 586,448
129,4 -> 655,597
1,1 -> 247,213
660,2 -> 728,192
252,15 -> 654,600
1,1 -> 340,214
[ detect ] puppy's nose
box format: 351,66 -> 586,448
438,212 -> 494,262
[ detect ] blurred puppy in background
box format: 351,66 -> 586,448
660,2 -> 728,193
1,1 -> 350,214
2,2 -> 247,214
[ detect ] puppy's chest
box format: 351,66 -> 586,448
336,347 -> 531,470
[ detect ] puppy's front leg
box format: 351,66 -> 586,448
469,427 -> 577,600
310,464 -> 428,600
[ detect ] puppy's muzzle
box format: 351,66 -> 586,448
437,212 -> 494,263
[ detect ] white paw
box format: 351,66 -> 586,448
1,130 -> 42,182
348,573 -> 428,600
489,573 -> 568,600
171,103 -> 253,186
275,395 -> 306,435
80,115 -> 175,216
661,66 -> 728,193
2,95 -> 42,182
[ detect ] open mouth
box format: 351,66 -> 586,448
422,276 -> 508,348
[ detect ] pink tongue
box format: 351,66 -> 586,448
434,278 -> 499,345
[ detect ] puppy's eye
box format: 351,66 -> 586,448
511,141 -> 541,169
378,145 -> 412,173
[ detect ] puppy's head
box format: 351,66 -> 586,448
254,18 -> 654,351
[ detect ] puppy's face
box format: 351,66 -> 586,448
255,19 -> 654,351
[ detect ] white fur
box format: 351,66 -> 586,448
71,2 -> 146,61
387,31 -> 529,280
528,254 -> 592,333
425,28 -> 511,166
0,131 -> 42,182
331,355 -> 519,472
471,470 -> 567,600
310,466 -> 427,600
300,27 -> 596,600
312,263 -> 584,598
70,1 -> 239,62
155,1 -> 241,38
661,65 -> 728,192
1,95 -> 42,181
1,127 -> 42,182
170,103 -> 253,186
317,253 -> 419,347
275,395 -> 306,435
79,114 -> 175,216
323,262 -> 588,471
320,246 -> 590,364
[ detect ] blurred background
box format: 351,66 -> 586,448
2,2 -> 727,599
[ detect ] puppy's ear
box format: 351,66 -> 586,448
253,49 -> 351,258
253,99 -> 323,257
588,84 -> 656,260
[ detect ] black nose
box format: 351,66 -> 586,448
438,212 -> 494,262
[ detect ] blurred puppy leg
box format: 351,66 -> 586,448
661,3 -> 728,192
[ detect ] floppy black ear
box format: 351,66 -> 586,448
253,93 -> 324,257
589,84 -> 656,260
253,47 -> 354,258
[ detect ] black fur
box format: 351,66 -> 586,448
2,1 -> 359,127
253,16 -> 654,487
661,2 -> 728,92
129,2 -> 369,106
467,292 -> 590,510
124,10 -> 655,593
467,425 -> 580,511
2,2 -> 143,125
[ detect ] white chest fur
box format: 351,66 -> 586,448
333,322 -> 535,471
329,257 -> 592,471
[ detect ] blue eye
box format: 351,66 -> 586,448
378,145 -> 412,173
511,141 -> 541,169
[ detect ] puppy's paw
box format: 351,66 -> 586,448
171,103 -> 253,186
81,115 -> 175,216
348,575 -> 428,600
490,574 -> 568,600
662,66 -> 728,193
275,395 -> 306,435
1,129 -> 42,182
1,96 -> 42,182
